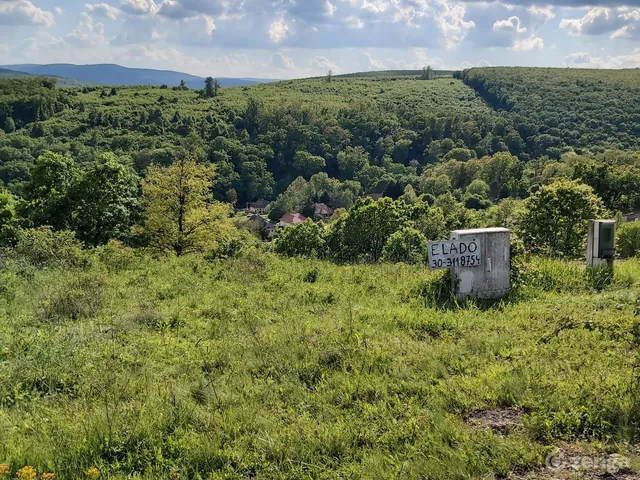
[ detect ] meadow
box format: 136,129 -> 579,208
1,246 -> 639,479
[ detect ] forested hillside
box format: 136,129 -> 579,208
1,69 -> 640,244
460,67 -> 640,152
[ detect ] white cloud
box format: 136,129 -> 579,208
54,6 -> 62,16
86,3 -> 120,20
65,12 -> 109,46
513,35 -> 543,50
174,14 -> 215,45
271,52 -> 296,69
344,15 -> 364,28
362,52 -> 386,70
325,0 -> 336,16
560,7 -> 640,39
268,19 -> 289,43
565,49 -> 640,68
493,16 -> 527,33
0,0 -> 55,26
527,5 -> 554,22
120,0 -> 157,16
311,55 -> 340,73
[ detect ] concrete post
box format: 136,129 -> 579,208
587,219 -> 616,271
450,227 -> 511,301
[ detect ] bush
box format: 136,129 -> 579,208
618,222 -> 640,258
205,228 -> 257,260
41,274 -> 106,321
274,220 -> 326,258
11,227 -> 87,269
518,180 -> 606,258
412,269 -> 453,307
94,239 -> 137,271
382,227 -> 428,264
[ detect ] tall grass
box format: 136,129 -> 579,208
0,251 -> 638,478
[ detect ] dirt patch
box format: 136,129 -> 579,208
467,407 -> 523,434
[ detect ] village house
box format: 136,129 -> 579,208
247,199 -> 270,214
626,211 -> 640,222
278,212 -> 307,226
312,202 -> 334,221
247,214 -> 277,237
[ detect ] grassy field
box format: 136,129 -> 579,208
1,247 -> 639,479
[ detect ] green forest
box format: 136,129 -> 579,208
1,68 -> 640,249
1,68 -> 640,479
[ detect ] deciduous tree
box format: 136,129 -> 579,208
142,155 -> 231,255
519,180 -> 606,257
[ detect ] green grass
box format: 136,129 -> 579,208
0,251 -> 639,478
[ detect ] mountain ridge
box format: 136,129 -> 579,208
0,63 -> 278,88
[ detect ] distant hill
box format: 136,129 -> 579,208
0,67 -> 92,87
0,68 -> 32,79
335,69 -> 456,79
1,64 -> 277,88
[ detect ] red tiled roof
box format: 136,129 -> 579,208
280,212 -> 307,224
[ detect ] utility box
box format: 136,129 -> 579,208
449,227 -> 511,301
587,220 -> 616,269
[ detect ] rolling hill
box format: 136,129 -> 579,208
0,67 -> 89,87
0,68 -> 32,79
1,63 -> 276,88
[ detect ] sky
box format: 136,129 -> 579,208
1,0 -> 640,79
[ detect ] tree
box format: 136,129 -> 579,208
519,180 -> 606,257
326,69 -> 333,83
420,174 -> 451,197
71,153 -> 139,246
3,117 -> 15,133
479,152 -> 523,199
337,147 -> 369,180
399,184 -> 418,205
274,220 -> 326,257
179,80 -> 188,90
617,222 -> 640,258
328,198 -> 408,262
421,66 -> 434,80
382,227 -> 428,264
466,179 -> 490,198
141,155 -> 232,255
22,151 -> 80,231
293,151 -> 326,178
204,77 -> 221,98
0,189 -> 20,246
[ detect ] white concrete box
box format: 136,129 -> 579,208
450,227 -> 511,301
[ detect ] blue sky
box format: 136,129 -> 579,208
1,0 -> 640,78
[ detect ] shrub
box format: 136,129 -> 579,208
94,239 -> 137,271
11,227 -> 86,269
204,228 -> 257,260
518,180 -> 606,258
618,222 -> 640,258
412,269 -> 453,307
274,220 -> 326,258
41,274 -> 106,321
382,227 -> 428,264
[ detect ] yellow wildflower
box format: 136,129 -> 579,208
0,464 -> 10,479
16,466 -> 37,480
86,467 -> 100,479
41,473 -> 56,480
